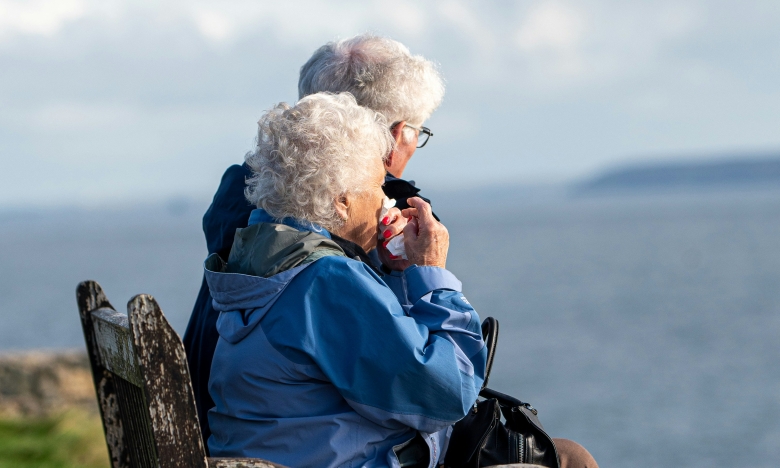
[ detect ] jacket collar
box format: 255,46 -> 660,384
248,208 -> 331,239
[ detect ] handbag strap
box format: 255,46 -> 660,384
478,318 -> 536,414
480,317 -> 499,390
479,387 -> 545,433
479,386 -> 531,411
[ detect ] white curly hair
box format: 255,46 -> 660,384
298,34 -> 445,136
245,92 -> 393,230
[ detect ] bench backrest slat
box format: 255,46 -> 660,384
92,308 -> 143,387
77,281 -> 133,468
128,294 -> 207,467
77,280 -> 208,468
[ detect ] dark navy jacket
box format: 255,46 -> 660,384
184,164 -> 254,447
183,163 -> 435,447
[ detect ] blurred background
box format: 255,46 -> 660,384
1,1 -> 780,467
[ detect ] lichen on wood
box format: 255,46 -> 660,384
77,281 -> 131,468
97,373 -> 130,468
207,458 -> 287,468
77,280 -> 283,468
128,293 -> 208,468
92,309 -> 142,387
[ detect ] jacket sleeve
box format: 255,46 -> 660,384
304,258 -> 487,434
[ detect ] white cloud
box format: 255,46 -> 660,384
656,2 -> 700,38
193,9 -> 234,43
185,1 -> 432,46
376,0 -> 427,38
515,2 -> 585,52
1,0 -> 780,204
436,0 -> 495,51
505,1 -> 707,93
0,0 -> 86,38
29,102 -> 138,131
508,2 -> 592,89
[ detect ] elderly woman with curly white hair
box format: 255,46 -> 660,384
185,38 -> 447,443
203,91 -> 487,468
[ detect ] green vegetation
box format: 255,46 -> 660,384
0,410 -> 108,468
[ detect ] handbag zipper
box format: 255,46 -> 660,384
517,433 -> 524,463
510,405 -> 560,468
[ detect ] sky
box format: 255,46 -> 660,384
1,0 -> 780,208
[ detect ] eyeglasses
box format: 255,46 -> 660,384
393,122 -> 434,148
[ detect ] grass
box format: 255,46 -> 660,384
0,410 -> 109,468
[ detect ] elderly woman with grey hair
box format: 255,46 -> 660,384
193,36 -> 599,468
184,37 -> 447,439
299,34 -> 444,181
204,92 -> 487,467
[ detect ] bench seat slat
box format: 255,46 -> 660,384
207,458 -> 286,468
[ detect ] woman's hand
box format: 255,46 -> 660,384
377,207 -> 412,271
401,197 -> 449,269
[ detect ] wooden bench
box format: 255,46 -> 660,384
76,280 -> 282,468
77,280 -> 546,468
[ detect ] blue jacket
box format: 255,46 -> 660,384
205,211 -> 486,468
184,164 -> 438,446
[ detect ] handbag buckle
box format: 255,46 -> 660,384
512,403 -> 538,416
523,403 -> 538,415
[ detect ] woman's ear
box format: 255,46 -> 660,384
334,194 -> 350,222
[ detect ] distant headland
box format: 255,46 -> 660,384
574,153 -> 780,194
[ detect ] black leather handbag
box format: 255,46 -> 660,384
443,318 -> 560,468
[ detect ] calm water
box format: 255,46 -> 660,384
1,189 -> 779,467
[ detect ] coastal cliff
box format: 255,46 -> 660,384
575,155 -> 780,193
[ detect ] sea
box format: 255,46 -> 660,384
1,186 -> 779,467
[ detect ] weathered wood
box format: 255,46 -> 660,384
128,294 -> 208,468
96,371 -> 131,468
79,280 -> 284,468
92,308 -> 143,387
208,458 -> 287,468
112,374 -> 158,467
76,281 -> 131,468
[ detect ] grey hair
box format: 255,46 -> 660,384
245,92 -> 393,231
298,34 -> 445,130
